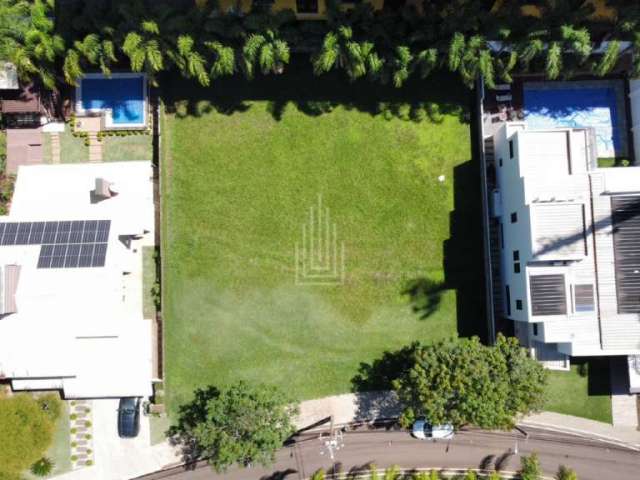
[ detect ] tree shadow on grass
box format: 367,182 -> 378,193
160,55 -> 471,123
402,277 -> 447,319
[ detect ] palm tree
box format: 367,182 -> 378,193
592,40 -> 621,77
449,34 -> 496,88
73,32 -> 117,77
545,41 -> 563,79
414,48 -> 439,79
204,41 -> 236,80
62,49 -> 83,86
313,26 -> 383,82
1,0 -> 65,89
122,21 -> 165,84
388,46 -> 412,88
241,30 -> 290,79
173,35 -> 209,86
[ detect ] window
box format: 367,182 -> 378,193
574,284 -> 595,312
512,250 -> 519,261
516,299 -> 523,310
505,285 -> 511,316
509,140 -> 514,159
533,323 -> 538,336
514,262 -> 521,273
296,0 -> 318,13
499,157 -> 503,167
510,212 -> 518,223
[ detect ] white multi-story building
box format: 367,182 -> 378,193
492,123 -> 640,378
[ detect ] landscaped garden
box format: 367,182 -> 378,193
161,67 -> 486,411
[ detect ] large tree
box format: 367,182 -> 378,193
0,394 -> 59,476
168,382 -> 298,472
392,334 -> 547,430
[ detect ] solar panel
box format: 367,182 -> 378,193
37,244 -> 54,269
42,222 -> 58,243
15,223 -> 31,245
2,223 -> 18,245
0,220 -> 111,269
28,222 -> 45,244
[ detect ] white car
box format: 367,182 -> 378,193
411,419 -> 455,440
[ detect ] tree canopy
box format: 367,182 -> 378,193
393,334 -> 547,430
0,393 -> 60,476
1,0 -> 640,90
168,381 -> 298,472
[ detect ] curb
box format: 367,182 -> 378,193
519,421 -> 640,451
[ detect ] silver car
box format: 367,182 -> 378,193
411,419 -> 454,440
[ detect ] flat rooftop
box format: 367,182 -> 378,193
0,161 -> 156,398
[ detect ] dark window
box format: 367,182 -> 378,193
510,212 -> 518,223
574,284 -> 595,312
505,285 -> 511,316
514,262 -> 521,274
499,222 -> 504,249
516,299 -> 523,310
513,250 -> 519,261
530,274 -> 567,316
296,0 -> 318,13
499,157 -> 503,167
509,140 -> 514,159
533,323 -> 538,336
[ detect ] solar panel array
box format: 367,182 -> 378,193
0,220 -> 111,269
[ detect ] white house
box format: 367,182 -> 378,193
0,161 -> 156,398
492,123 -> 640,377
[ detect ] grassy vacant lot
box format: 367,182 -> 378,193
161,67 -> 485,411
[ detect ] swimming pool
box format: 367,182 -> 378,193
524,81 -> 627,158
76,73 -> 147,128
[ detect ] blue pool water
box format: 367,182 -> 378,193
81,76 -> 145,125
524,83 -> 625,158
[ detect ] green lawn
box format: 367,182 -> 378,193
42,128 -> 152,163
23,400 -> 71,479
161,68 -> 485,412
143,246 -> 158,319
545,365 -> 612,423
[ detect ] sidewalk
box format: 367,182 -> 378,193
295,392 -> 640,449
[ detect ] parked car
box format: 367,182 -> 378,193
411,419 -> 454,440
118,397 -> 141,438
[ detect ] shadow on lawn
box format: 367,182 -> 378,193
159,55 -> 470,123
444,159 -> 487,341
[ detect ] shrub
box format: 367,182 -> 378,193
426,102 -> 444,124
30,457 -> 54,477
384,465 -> 401,480
520,453 -> 542,480
70,441 -> 77,448
85,433 -> 92,440
84,420 -> 92,427
85,460 -> 93,466
309,469 -> 325,480
577,363 -> 588,377
70,455 -> 78,462
70,413 -> 77,420
70,428 -> 77,434
86,449 -> 92,455
556,465 -> 578,480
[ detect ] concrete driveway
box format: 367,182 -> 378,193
54,399 -> 180,480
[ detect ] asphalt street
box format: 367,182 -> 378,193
136,427 -> 640,480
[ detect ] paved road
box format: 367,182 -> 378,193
137,427 -> 640,480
